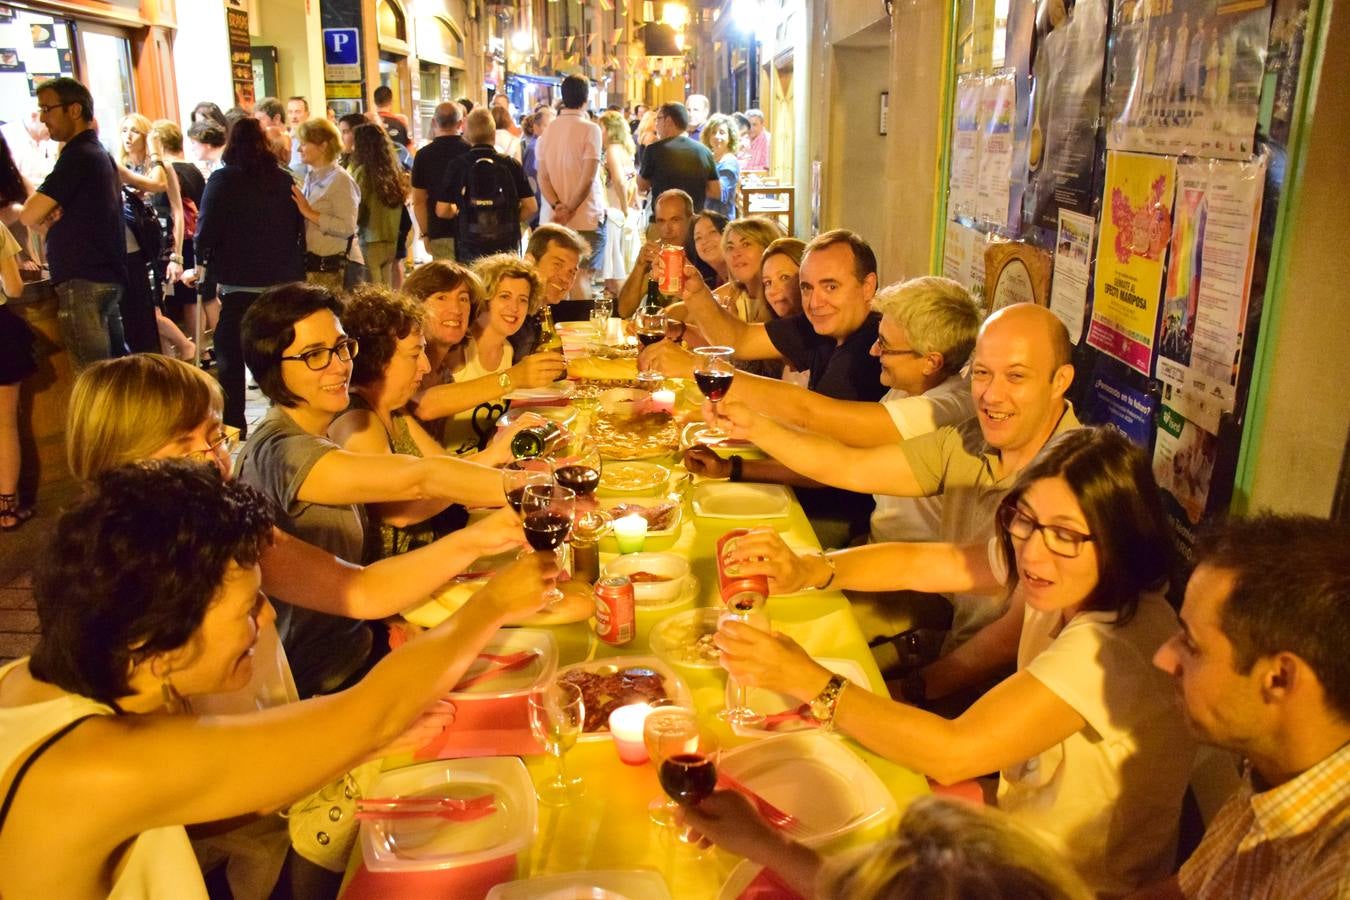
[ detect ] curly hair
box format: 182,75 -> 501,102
700,113 -> 742,155
29,460 -> 275,704
472,253 -> 545,319
342,284 -> 425,387
351,123 -> 409,208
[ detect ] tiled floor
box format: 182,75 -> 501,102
0,380 -> 271,666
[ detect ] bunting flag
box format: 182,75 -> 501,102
598,0 -> 613,10
565,34 -> 576,54
611,27 -> 624,44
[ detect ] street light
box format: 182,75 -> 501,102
731,0 -> 763,109
511,30 -> 532,53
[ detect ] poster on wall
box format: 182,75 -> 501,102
1154,404 -> 1218,525
985,241 -> 1053,310
942,221 -> 988,304
975,72 -> 1016,230
1154,154 -> 1266,434
948,76 -> 983,223
1090,365 -> 1158,446
1023,0 -> 1108,235
1049,209 -> 1095,343
1087,150 -> 1176,375
226,1 -> 254,110
1104,0 -> 1273,161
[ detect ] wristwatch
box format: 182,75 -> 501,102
808,674 -> 849,729
497,371 -> 513,392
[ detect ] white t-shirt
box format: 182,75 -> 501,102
870,374 -> 974,542
997,593 -> 1196,896
535,109 -> 604,232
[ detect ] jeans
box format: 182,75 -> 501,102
216,290 -> 264,432
54,279 -> 126,371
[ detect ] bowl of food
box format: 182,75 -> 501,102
649,607 -> 724,671
603,552 -> 690,605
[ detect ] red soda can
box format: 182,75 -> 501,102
594,574 -> 636,645
658,244 -> 686,295
717,529 -> 769,610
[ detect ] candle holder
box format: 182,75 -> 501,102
614,512 -> 648,554
608,703 -> 654,765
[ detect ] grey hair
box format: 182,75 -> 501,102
871,276 -> 982,377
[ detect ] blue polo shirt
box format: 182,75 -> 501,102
37,129 -> 126,286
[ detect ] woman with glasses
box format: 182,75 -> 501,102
714,427 -> 1195,897
235,283 -> 512,698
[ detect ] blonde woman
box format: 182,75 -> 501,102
291,117 -> 360,289
598,110 -> 638,294
700,112 -> 742,219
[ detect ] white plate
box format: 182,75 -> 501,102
487,869 -> 672,900
360,756 -> 536,872
496,404 -> 578,430
505,380 -> 576,402
598,461 -> 671,495
680,422 -> 756,452
726,658 -> 870,737
691,482 -> 792,519
446,629 -> 558,699
718,733 -> 899,846
554,656 -> 694,741
648,607 -> 723,670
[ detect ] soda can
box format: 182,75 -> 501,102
658,244 -> 686,296
594,574 -> 636,645
716,529 -> 769,610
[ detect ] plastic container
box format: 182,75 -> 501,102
487,869 -> 673,899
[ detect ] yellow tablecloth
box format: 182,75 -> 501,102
344,378 -> 930,897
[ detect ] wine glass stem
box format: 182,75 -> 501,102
734,681 -> 749,711
553,747 -> 568,786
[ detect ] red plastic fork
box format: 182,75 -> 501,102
355,792 -> 497,823
716,772 -> 800,831
759,704 -> 818,731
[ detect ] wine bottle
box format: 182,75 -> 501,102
510,422 -> 567,459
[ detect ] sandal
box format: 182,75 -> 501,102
0,493 -> 33,531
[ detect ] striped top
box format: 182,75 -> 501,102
1179,741 -> 1350,899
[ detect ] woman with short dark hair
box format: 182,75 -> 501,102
716,427 -> 1195,895
194,116 -> 305,436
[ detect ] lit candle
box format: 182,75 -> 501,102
650,388 -> 676,415
608,703 -> 653,765
613,513 -> 648,554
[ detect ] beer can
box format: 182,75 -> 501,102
594,574 -> 636,645
658,245 -> 686,295
716,529 -> 769,610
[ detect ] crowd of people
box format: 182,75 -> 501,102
0,71 -> 1344,900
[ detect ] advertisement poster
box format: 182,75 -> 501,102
1154,404 -> 1217,525
943,221 -> 989,305
1024,0 -> 1107,234
976,72 -> 1016,230
1049,209 -> 1095,343
949,76 -> 983,222
226,2 -> 254,109
1091,366 -> 1157,446
1155,154 -> 1266,434
1104,0 -> 1273,161
1087,151 -> 1176,375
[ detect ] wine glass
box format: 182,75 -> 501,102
656,727 -> 720,845
590,291 -> 614,338
634,307 -> 668,384
643,702 -> 700,828
718,598 -> 770,726
502,457 -> 554,515
552,434 -> 602,499
693,346 -> 736,438
528,679 -> 585,806
521,483 -> 576,607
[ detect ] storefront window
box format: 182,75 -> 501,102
0,8 -> 76,127
79,27 -> 135,152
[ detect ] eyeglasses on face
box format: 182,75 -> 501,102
997,503 -> 1095,559
280,338 -> 359,371
37,101 -> 71,114
873,335 -> 922,357
185,426 -> 240,465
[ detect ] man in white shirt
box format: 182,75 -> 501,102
0,111 -> 57,185
535,75 -> 605,300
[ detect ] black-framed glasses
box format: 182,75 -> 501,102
997,503 -> 1095,559
185,426 -> 240,465
280,338 -> 359,371
873,335 -> 922,357
36,101 -> 71,115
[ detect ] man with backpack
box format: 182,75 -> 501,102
435,108 -> 535,265
536,75 -> 605,300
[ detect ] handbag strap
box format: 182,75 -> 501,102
0,714 -> 99,833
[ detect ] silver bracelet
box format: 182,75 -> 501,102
813,553 -> 837,591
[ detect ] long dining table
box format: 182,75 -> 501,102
340,355 -> 930,899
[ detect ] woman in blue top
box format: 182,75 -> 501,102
701,113 -> 742,219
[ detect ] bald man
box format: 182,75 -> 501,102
710,303 -> 1080,655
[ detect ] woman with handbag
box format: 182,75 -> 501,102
291,117 -> 360,291
194,116 -> 306,438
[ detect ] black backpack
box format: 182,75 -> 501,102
458,154 -> 519,248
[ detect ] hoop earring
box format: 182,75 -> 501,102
160,673 -> 187,714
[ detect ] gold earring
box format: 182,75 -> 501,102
160,673 -> 187,714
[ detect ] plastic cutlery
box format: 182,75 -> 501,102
356,792 -> 497,822
717,772 -> 801,831
759,704 -> 818,731
452,651 -> 539,690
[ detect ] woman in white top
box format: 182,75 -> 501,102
716,427 -> 1196,896
598,110 -> 637,296
0,460 -> 552,899
492,106 -> 521,160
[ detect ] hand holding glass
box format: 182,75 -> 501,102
693,346 -> 736,438
521,484 -> 575,607
643,702 -> 700,828
718,599 -> 770,725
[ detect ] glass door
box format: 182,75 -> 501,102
77,24 -> 135,153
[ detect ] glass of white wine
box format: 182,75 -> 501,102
718,599 -> 770,726
528,679 -> 585,806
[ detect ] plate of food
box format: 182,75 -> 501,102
598,461 -> 671,495
402,574 -> 595,629
555,656 -> 693,740
602,552 -> 692,608
590,409 -> 680,460
648,607 -> 724,670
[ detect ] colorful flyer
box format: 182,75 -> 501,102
1049,209 -> 1095,344
948,76 -> 983,223
1104,0 -> 1273,161
1153,404 -> 1217,525
1090,365 -> 1157,447
1155,154 -> 1266,434
976,72 -> 1016,230
1087,151 -> 1176,375
942,221 -> 989,306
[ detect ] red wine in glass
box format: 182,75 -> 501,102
637,330 -> 665,347
694,370 -> 734,402
524,511 -> 572,551
507,486 -> 528,514
658,753 -> 718,805
554,464 -> 600,496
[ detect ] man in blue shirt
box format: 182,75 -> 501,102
20,77 -> 127,369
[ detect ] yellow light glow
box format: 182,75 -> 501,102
661,2 -> 689,28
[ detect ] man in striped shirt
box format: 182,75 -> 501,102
1141,515 -> 1350,899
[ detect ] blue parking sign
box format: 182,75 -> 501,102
323,28 -> 361,81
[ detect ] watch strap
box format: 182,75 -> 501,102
809,673 -> 848,729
